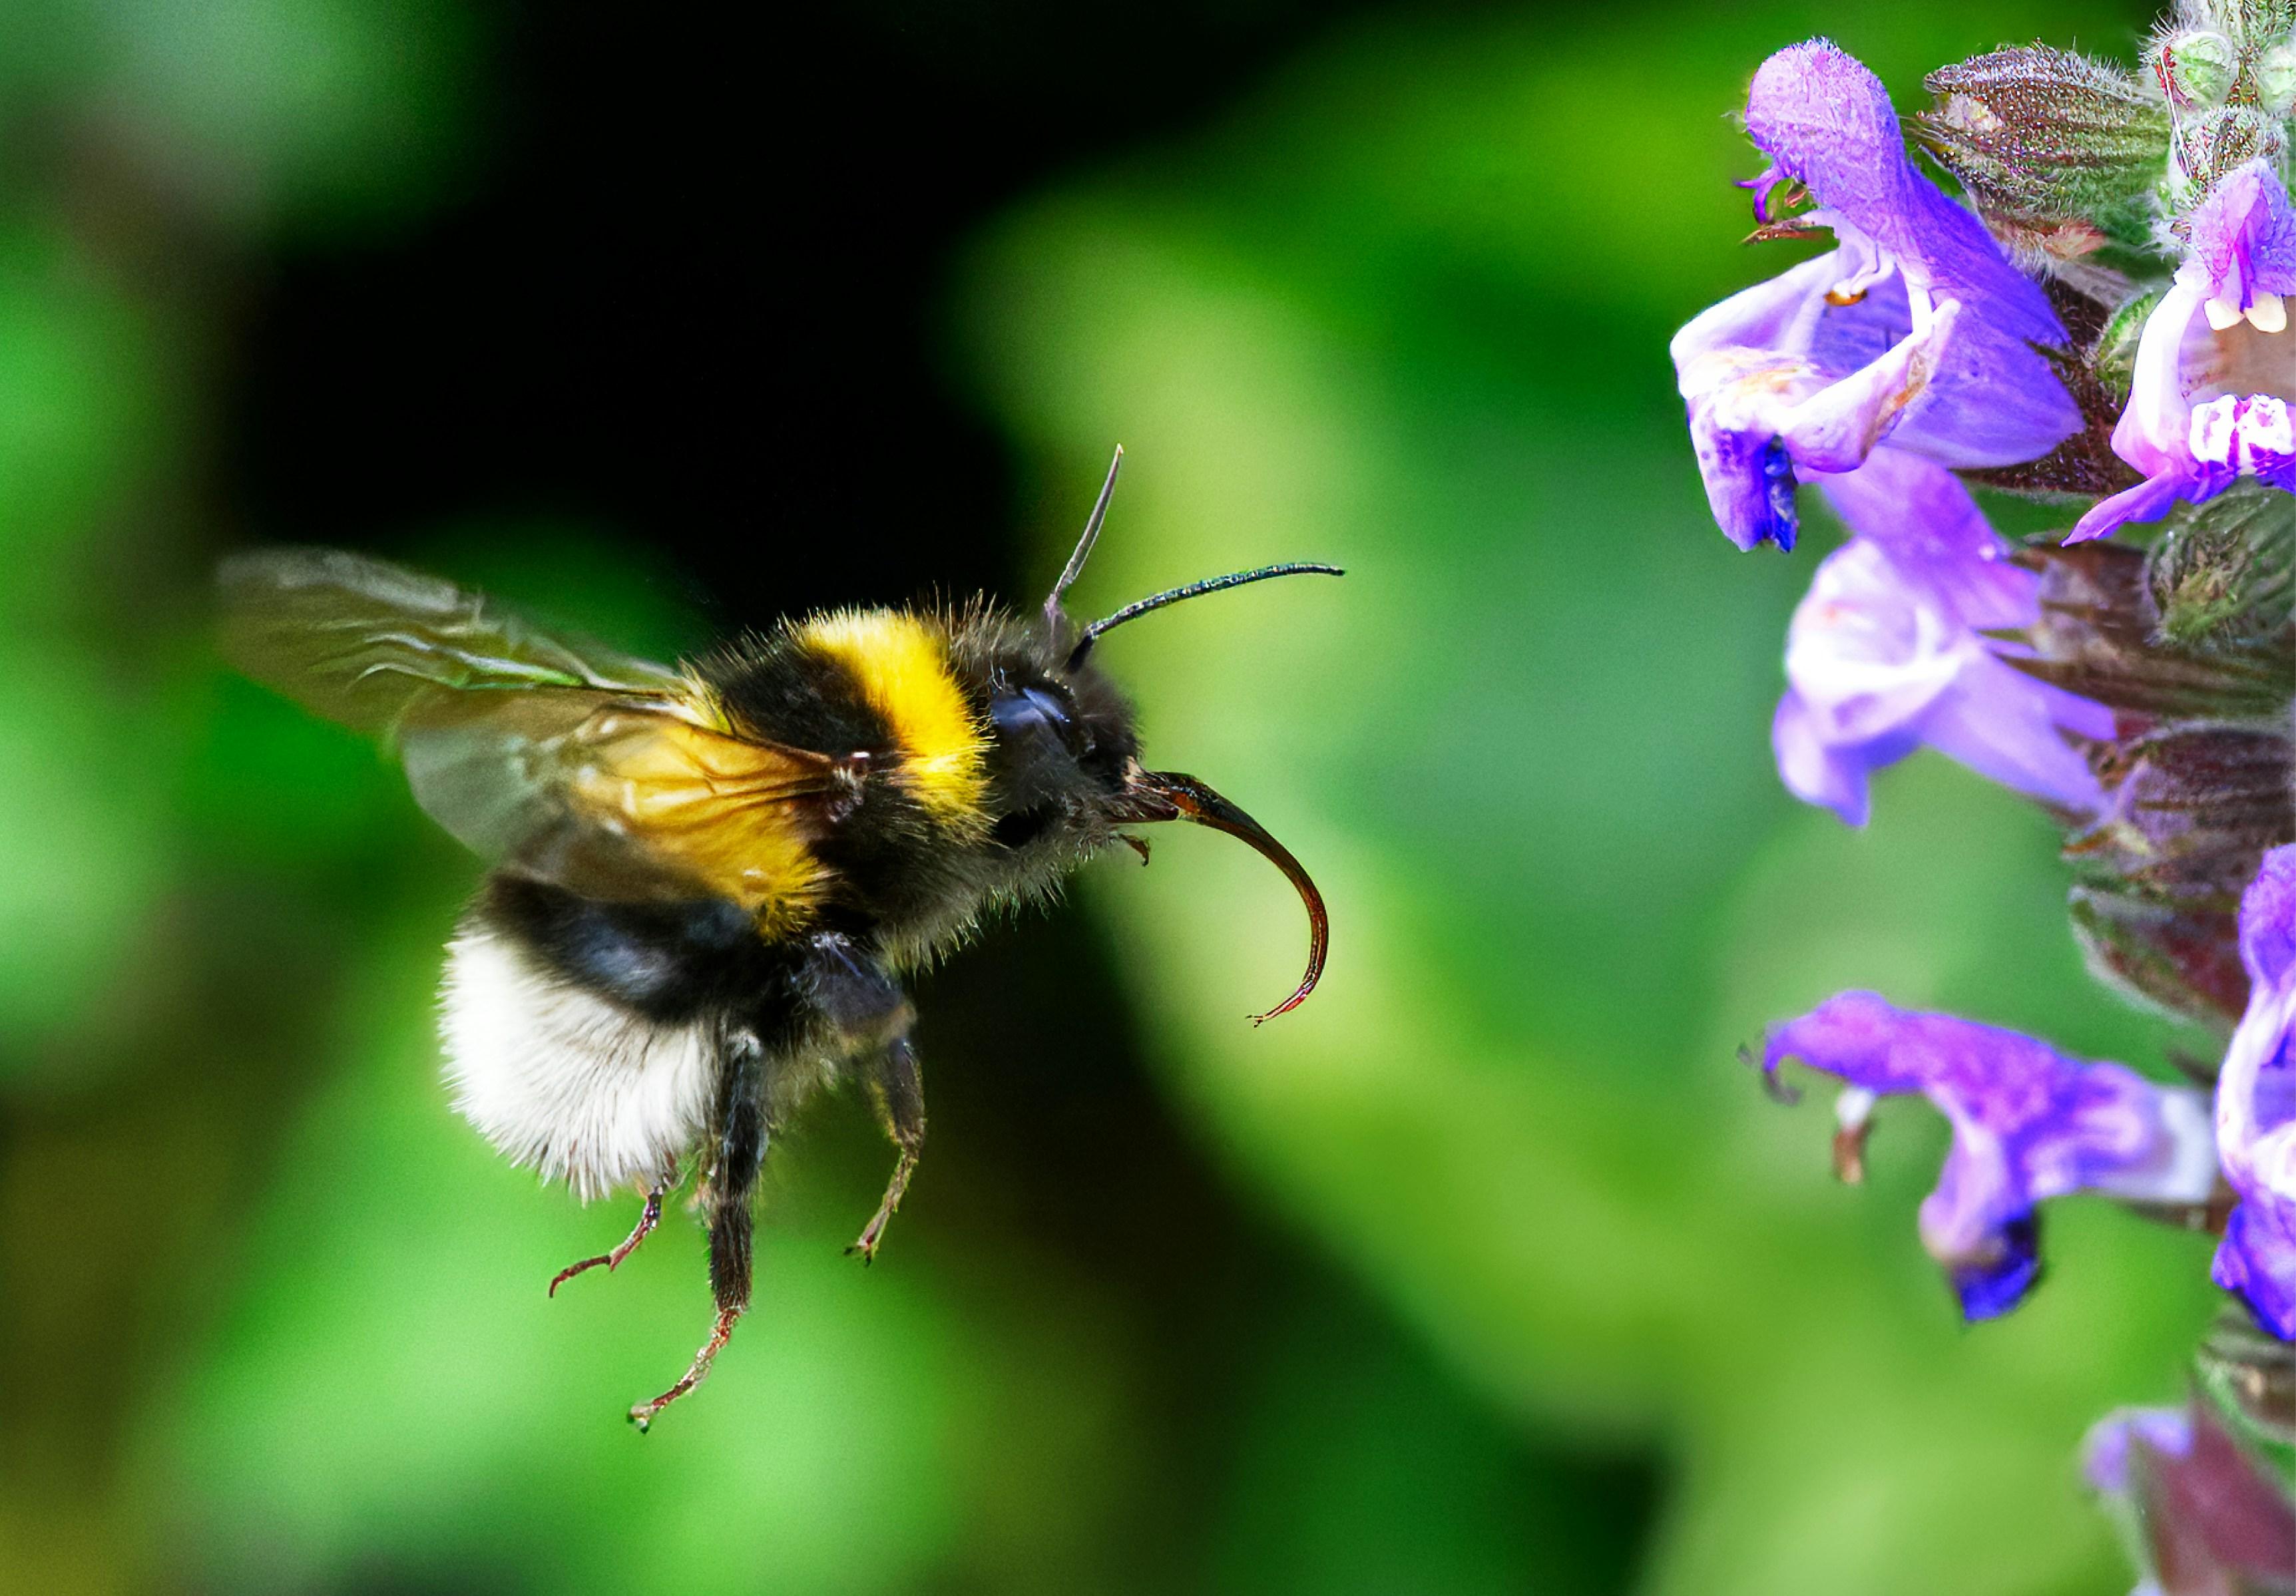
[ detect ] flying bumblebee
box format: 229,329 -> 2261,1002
220,451 -> 1337,1430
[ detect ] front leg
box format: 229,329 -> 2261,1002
796,934 -> 926,1265
849,1034 -> 924,1264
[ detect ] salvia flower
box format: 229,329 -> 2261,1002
2211,844 -> 2296,1338
2084,1396 -> 2296,1595
1683,13 -> 2293,1585
1670,40 -> 2081,551
1772,451 -> 2114,824
1763,991 -> 2219,1319
2073,159 -> 2296,540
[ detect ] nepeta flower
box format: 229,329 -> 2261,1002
2073,160 -> 2296,541
1670,40 -> 2080,551
1772,452 -> 2113,824
1765,991 -> 2217,1319
2211,845 -> 2296,1339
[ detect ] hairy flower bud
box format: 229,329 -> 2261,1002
2013,493 -> 2295,1030
2151,487 -> 2296,648
1918,47 -> 2170,248
2195,1309 -> 2296,1477
2086,1379 -> 2296,1593
2157,25 -> 2241,107
2260,33 -> 2296,108
2149,5 -> 2296,202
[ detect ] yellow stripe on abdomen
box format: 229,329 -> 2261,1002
798,610 -> 989,833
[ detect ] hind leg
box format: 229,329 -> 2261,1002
629,1035 -> 768,1432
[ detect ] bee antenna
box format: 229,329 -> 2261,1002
1043,445 -> 1124,638
1064,562 -> 1345,672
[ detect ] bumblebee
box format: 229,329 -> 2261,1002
220,452 -> 1337,1430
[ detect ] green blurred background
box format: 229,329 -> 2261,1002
0,1 -> 2231,1591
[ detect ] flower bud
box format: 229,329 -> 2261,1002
2012,502 -> 2295,1030
2195,1310 -> 2296,1476
2259,33 -> 2296,110
1918,47 -> 2170,246
2149,480 -> 2296,653
2086,1382 -> 2296,1593
2157,27 -> 2239,108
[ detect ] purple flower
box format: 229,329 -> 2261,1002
2083,1401 -> 2296,1594
2082,1406 -> 2193,1499
1771,451 -> 2114,824
2211,845 -> 2296,1339
1670,40 -> 2080,551
1765,992 -> 2218,1319
2073,160 -> 2296,541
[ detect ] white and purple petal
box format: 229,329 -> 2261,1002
1770,453 -> 2111,823
2211,846 -> 2296,1340
1670,40 -> 2079,552
2073,161 -> 2296,542
1765,992 -> 2218,1319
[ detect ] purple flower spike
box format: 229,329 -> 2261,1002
1765,992 -> 2218,1320
2211,847 -> 2296,1339
1771,451 -> 2113,824
1671,40 -> 2080,550
2073,160 -> 2296,541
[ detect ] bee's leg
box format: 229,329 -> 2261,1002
848,1033 -> 924,1265
548,1166 -> 675,1297
796,933 -> 924,1265
629,1032 -> 769,1433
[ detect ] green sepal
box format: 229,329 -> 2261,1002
2193,1311 -> 2296,1488
2149,485 -> 2296,654
1918,47 -> 2171,247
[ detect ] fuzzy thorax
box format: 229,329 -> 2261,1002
795,610 -> 991,837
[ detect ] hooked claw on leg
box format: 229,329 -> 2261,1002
627,1304 -> 742,1433
549,1172 -> 671,1297
846,1146 -> 919,1265
847,1036 -> 924,1265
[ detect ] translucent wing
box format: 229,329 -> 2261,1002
219,546 -> 692,723
221,548 -> 847,912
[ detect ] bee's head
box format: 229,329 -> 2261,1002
967,447 -> 1340,1023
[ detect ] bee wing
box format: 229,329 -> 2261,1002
219,546 -> 694,722
222,548 -> 846,908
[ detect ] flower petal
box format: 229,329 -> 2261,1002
1913,656 -> 2111,813
1812,449 -> 2030,628
1773,300 -> 1956,474
2180,160 -> 2296,309
2212,847 -> 2296,1340
1745,39 -> 2068,351
1772,685 -> 1897,826
1766,992 -> 2218,1320
1668,40 -> 2081,552
1773,459 -> 2112,821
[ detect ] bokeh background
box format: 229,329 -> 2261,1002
0,0 -> 2233,1591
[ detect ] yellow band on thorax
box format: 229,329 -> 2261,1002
798,610 -> 989,833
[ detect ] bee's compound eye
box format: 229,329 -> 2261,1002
991,685 -> 1076,747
